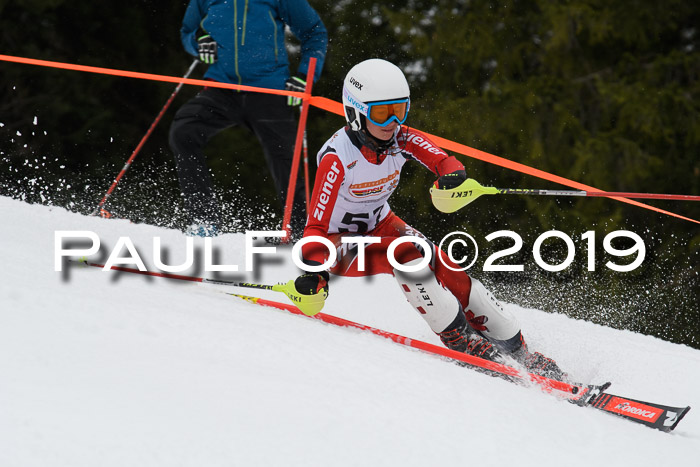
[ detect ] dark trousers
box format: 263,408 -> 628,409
169,87 -> 305,234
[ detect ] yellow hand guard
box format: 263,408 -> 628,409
429,178 -> 499,213
273,280 -> 328,316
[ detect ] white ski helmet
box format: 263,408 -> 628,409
342,59 -> 411,132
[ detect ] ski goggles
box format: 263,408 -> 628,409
366,98 -> 410,127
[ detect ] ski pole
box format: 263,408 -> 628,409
90,59 -> 199,217
430,178 -> 700,213
73,258 -> 326,316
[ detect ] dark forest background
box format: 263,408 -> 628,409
1,0 -> 698,348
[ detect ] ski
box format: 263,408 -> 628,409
229,292 -> 690,432
72,261 -> 691,432
229,293 -> 606,403
588,392 -> 691,432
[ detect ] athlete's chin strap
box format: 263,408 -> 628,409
347,122 -> 408,160
363,131 -> 395,156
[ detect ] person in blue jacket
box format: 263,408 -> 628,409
169,0 -> 327,237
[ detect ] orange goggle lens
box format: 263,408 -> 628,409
367,100 -> 409,126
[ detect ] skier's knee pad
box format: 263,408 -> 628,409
466,278 -> 521,343
394,258 -> 460,333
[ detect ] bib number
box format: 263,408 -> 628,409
338,206 -> 384,233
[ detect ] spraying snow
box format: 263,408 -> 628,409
0,196 -> 698,467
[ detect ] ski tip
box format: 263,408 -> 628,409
669,406 -> 691,432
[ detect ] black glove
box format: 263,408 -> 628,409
294,271 -> 329,296
436,169 -> 467,190
197,34 -> 218,64
285,75 -> 306,106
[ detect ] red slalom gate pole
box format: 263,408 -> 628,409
297,106 -> 311,210
282,57 -> 317,242
90,59 -> 199,217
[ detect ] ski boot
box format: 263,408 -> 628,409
438,312 -> 501,362
511,334 -> 568,381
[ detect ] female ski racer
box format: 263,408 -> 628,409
293,58 -> 565,378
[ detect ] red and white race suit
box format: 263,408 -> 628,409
301,126 -> 473,302
306,126 -> 460,236
300,125 -> 521,342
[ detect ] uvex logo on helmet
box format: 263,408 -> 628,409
349,77 -> 363,90
343,87 -> 368,114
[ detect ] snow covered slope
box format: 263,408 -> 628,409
1,196 -> 698,467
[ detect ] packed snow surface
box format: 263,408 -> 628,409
1,196 -> 698,467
